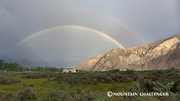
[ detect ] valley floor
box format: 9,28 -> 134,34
0,69 -> 180,101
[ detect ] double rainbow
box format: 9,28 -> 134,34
17,25 -> 126,49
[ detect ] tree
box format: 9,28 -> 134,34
0,60 -> 4,70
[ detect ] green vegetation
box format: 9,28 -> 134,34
0,75 -> 20,84
0,59 -> 63,72
0,59 -> 180,100
22,72 -> 57,79
56,69 -> 137,85
0,60 -> 23,72
0,72 -> 125,101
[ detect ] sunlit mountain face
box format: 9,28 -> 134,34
0,0 -> 179,67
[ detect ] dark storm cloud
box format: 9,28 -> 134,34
0,0 -> 179,67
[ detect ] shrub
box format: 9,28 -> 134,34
74,89 -> 108,101
0,75 -> 21,84
29,83 -> 34,87
43,83 -> 108,101
22,72 -> 56,79
43,83 -> 73,101
16,87 -> 37,101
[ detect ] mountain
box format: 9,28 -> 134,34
76,55 -> 103,71
0,57 -> 15,63
0,57 -> 80,68
76,34 -> 180,71
15,59 -> 48,68
16,59 -> 81,68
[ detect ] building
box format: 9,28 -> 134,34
62,67 -> 76,73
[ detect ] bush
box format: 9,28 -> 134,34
0,75 -> 21,84
43,82 -> 73,101
43,83 -> 108,101
74,89 -> 108,101
46,89 -> 73,101
22,72 -> 56,79
29,83 -> 34,87
15,87 -> 37,101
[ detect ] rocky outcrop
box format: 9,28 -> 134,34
76,55 -> 103,71
76,34 -> 180,71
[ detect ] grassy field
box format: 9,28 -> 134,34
0,73 -> 132,101
70,82 -> 131,92
1,69 -> 180,101
70,82 -> 132,101
0,75 -> 58,100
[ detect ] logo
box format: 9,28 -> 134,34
107,91 -> 113,97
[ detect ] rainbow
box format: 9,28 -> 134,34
17,25 -> 126,49
76,9 -> 146,44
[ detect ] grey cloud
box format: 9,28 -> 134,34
0,0 -> 179,67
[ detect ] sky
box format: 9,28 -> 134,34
0,0 -> 180,67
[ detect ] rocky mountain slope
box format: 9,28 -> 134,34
76,55 -> 103,71
76,34 -> 180,71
